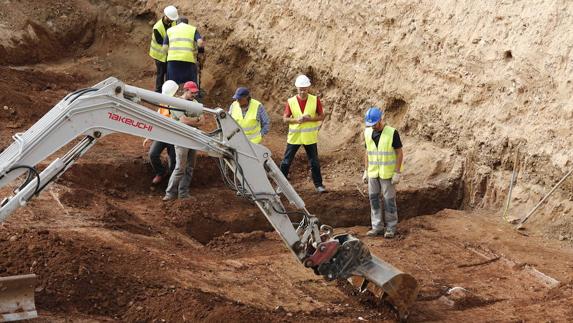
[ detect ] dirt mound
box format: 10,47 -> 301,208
100,202 -> 156,236
0,66 -> 87,147
59,188 -> 96,209
0,0 -> 96,66
0,0 -> 150,66
122,287 -> 284,322
0,229 -> 163,317
164,193 -> 272,244
61,159 -> 152,195
207,231 -> 270,256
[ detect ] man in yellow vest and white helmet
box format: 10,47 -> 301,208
149,5 -> 178,92
229,87 -> 270,144
163,17 -> 205,85
362,107 -> 403,238
280,75 -> 326,193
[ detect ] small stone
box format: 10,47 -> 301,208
286,313 -> 293,317
439,295 -> 455,308
136,306 -> 143,311
558,234 -> 568,241
9,235 -> 17,242
2,106 -> 8,110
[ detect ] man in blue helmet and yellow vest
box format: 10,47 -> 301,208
229,87 -> 270,144
163,17 -> 205,85
280,75 -> 326,193
362,107 -> 403,238
149,5 -> 178,92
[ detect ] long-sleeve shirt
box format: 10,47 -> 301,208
228,102 -> 271,136
153,20 -> 172,46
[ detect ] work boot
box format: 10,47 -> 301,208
366,228 -> 384,237
152,174 -> 164,185
316,186 -> 327,193
179,194 -> 191,200
384,230 -> 395,239
162,194 -> 176,201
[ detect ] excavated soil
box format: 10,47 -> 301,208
1,0 -> 573,322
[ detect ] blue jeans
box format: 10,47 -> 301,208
166,147 -> 197,198
149,140 -> 176,177
280,143 -> 323,187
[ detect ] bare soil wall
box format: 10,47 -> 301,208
143,0 -> 573,238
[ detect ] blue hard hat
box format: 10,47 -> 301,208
364,107 -> 383,126
232,87 -> 250,99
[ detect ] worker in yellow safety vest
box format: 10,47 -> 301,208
149,5 -> 178,92
362,106 -> 403,238
163,17 -> 205,86
228,87 -> 270,144
279,75 -> 326,193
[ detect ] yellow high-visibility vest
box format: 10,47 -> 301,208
287,95 -> 320,145
149,19 -> 175,62
230,99 -> 262,144
364,126 -> 398,179
166,23 -> 197,63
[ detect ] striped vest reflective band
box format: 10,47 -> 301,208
230,99 -> 262,144
287,95 -> 320,145
157,105 -> 171,117
166,23 -> 197,63
149,20 -> 175,62
365,126 -> 397,179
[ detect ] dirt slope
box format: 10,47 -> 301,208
150,0 -> 573,238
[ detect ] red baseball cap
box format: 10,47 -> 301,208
183,81 -> 199,93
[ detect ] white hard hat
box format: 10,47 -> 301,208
162,80 -> 179,97
164,5 -> 179,21
295,74 -> 311,87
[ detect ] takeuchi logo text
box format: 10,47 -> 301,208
107,112 -> 153,132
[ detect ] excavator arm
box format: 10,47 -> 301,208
0,78 -> 418,321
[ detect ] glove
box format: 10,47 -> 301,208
391,173 -> 401,185
362,170 -> 368,184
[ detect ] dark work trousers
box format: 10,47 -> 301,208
149,140 -> 176,176
154,59 -> 168,93
166,60 -> 197,85
279,143 -> 323,188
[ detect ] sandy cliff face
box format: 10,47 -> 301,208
139,0 -> 572,236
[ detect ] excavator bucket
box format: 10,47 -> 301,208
0,274 -> 37,322
350,256 -> 419,320
317,234 -> 418,320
